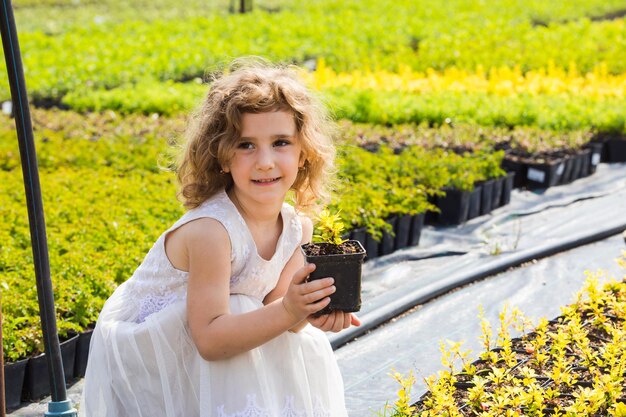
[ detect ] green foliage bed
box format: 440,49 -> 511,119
0,109 -> 511,361
2,0 -> 626,133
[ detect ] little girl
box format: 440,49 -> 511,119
80,60 -> 360,417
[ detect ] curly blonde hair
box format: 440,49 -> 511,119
177,59 -> 336,215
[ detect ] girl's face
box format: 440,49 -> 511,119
225,111 -> 303,208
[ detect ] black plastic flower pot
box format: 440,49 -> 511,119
3,357 -> 28,411
74,328 -> 94,378
22,333 -> 79,401
570,152 -> 583,181
301,240 -> 366,315
423,209 -> 438,225
380,216 -> 397,255
559,155 -> 574,185
500,171 -> 515,206
364,231 -> 379,260
607,138 -> 626,163
437,188 -> 470,226
423,194 -> 438,225
526,159 -> 564,189
578,148 -> 591,179
585,141 -> 603,175
479,179 -> 495,215
394,214 -> 412,250
467,183 -> 482,220
501,158 -> 527,188
408,213 -> 425,246
491,176 -> 504,210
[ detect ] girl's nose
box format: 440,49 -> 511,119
256,147 -> 275,170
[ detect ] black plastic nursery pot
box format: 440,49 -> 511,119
501,158 -> 527,188
570,152 -> 583,181
409,213 -> 425,246
437,188 -> 470,226
577,148 -> 591,179
526,159 -> 564,189
585,142 -> 604,175
301,241 -> 366,315
74,328 -> 94,378
380,216 -> 397,256
607,138 -> 626,163
3,357 -> 28,411
394,214 -> 412,250
491,176 -> 504,210
479,179 -> 495,215
500,171 -> 515,206
364,231 -> 379,260
559,155 -> 574,185
467,184 -> 482,220
423,195 -> 438,225
22,333 -> 78,401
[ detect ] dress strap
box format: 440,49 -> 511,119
162,190 -> 245,265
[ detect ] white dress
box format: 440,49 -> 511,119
80,189 -> 348,417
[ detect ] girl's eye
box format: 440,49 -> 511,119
237,142 -> 254,150
274,139 -> 291,147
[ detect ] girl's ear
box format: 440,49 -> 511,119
299,152 -> 308,168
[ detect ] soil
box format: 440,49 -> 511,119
301,240 -> 364,256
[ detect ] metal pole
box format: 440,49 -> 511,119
0,0 -> 76,415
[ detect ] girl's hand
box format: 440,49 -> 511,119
308,311 -> 361,333
281,264 -> 335,322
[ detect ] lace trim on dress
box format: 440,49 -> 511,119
136,293 -> 181,323
216,394 -> 331,417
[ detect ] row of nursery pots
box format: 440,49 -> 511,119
430,172 -> 515,227
344,172 -> 517,260
3,328 -> 93,411
343,140 -> 613,255
503,143 -> 601,190
346,212 -> 426,261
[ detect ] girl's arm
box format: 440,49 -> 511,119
263,215 -> 314,333
182,218 -> 335,361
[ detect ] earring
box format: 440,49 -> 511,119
220,169 -> 226,174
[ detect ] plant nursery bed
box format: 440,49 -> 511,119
333,163 -> 626,416
408,273 -> 626,415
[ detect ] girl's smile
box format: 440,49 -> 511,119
252,177 -> 281,185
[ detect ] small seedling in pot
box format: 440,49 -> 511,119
303,209 -> 362,255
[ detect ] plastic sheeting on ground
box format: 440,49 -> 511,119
334,163 -> 626,417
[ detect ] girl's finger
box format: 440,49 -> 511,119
302,277 -> 334,294
332,313 -> 345,332
322,311 -> 337,331
342,313 -> 351,329
350,313 -> 361,327
304,285 -> 335,304
291,263 -> 316,285
311,313 -> 330,328
309,296 -> 331,314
